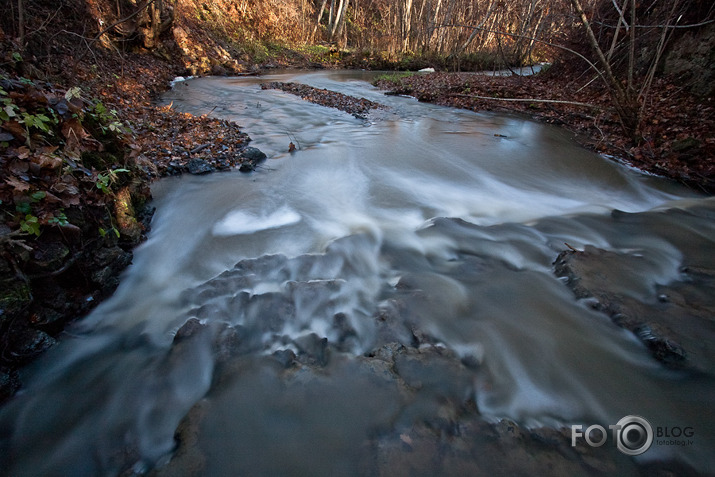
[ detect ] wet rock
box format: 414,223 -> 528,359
115,187 -> 145,242
373,300 -> 418,348
238,146 -> 267,172
213,324 -> 250,361
0,278 -> 32,320
393,346 -> 473,400
0,368 -> 20,403
90,246 -> 133,292
294,333 -> 329,367
332,312 -> 358,349
636,323 -> 688,367
148,399 -> 209,477
28,241 -> 70,273
173,318 -> 206,343
272,348 -> 296,368
554,247 -> 715,372
187,158 -> 214,175
245,292 -> 294,333
5,328 -> 56,363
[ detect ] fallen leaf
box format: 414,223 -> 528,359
32,153 -> 64,169
5,176 -> 30,192
62,118 -> 89,151
16,146 -> 31,159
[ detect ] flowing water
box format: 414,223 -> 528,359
1,71 -> 714,476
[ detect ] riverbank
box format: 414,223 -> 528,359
0,48 -> 261,400
374,68 -> 714,193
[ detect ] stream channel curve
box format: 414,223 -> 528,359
0,70 -> 714,476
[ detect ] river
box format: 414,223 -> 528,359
1,71 -> 713,476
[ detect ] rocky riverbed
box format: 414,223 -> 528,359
122,244 -> 707,476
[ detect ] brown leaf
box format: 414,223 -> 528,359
32,153 -> 64,170
42,191 -> 62,204
5,176 -> 30,192
38,145 -> 60,154
51,181 -> 81,207
16,146 -> 31,159
62,118 -> 89,151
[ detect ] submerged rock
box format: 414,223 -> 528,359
554,247 -> 715,372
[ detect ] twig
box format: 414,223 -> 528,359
450,93 -> 600,109
0,229 -> 34,251
53,30 -> 99,65
25,3 -> 65,41
27,251 -> 82,280
564,243 -> 580,252
286,131 -> 302,150
434,23 -> 605,84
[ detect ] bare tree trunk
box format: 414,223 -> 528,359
330,0 -> 345,40
402,0 -> 413,51
459,0 -> 494,53
627,0 -> 636,93
606,0 -> 630,63
18,0 -> 25,48
335,0 -> 350,44
328,0 -> 336,36
313,0 -> 328,39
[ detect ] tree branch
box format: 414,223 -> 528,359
449,93 -> 601,109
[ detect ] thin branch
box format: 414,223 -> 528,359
0,230 -> 34,251
92,0 -> 156,43
54,30 -> 100,65
570,0 -> 627,102
450,93 -> 601,110
592,17 -> 715,29
25,3 -> 64,40
18,0 -> 25,48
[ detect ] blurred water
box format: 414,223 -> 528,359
1,71 -> 713,476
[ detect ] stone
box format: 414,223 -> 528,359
187,158 -> 214,175
238,146 -> 267,172
174,318 -> 206,343
6,328 -> 56,362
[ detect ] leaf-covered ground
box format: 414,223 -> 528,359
261,81 -> 387,119
0,49 -> 260,399
375,69 -> 714,192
